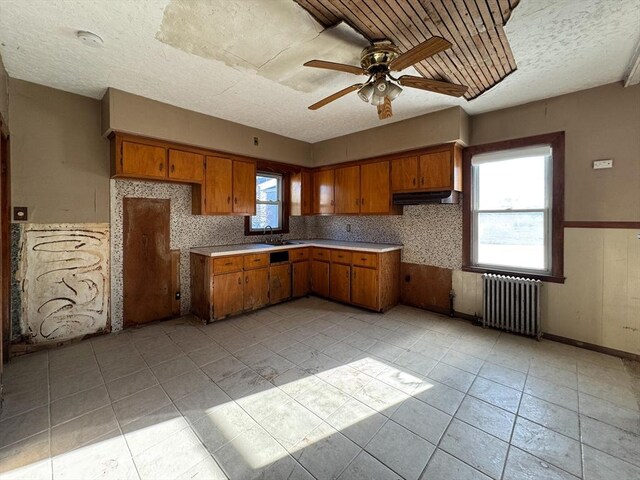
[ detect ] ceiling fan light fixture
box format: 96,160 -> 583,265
371,94 -> 386,106
357,83 -> 374,103
374,78 -> 388,93
387,82 -> 402,101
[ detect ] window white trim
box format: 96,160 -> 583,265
470,148 -> 553,275
250,172 -> 283,232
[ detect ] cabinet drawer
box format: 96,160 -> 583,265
352,252 -> 378,268
311,248 -> 330,261
243,253 -> 269,270
213,256 -> 243,274
290,248 -> 310,262
331,250 -> 352,265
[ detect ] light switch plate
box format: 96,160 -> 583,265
593,159 -> 613,169
13,206 -> 28,221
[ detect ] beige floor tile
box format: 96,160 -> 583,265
51,405 -> 118,456
519,394 -> 580,439
112,385 -> 172,427
503,447 -> 580,480
583,444 -> 640,480
391,397 -> 452,444
580,415 -> 640,467
0,430 -> 51,479
454,396 -> 514,441
105,369 -> 158,402
338,450 -> 400,480
421,449 -> 491,480
579,392 -> 640,435
468,377 -> 522,413
50,386 -> 110,427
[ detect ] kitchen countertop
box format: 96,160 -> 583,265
190,239 -> 403,257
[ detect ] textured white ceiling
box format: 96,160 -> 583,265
0,0 -> 639,143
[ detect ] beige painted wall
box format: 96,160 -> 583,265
453,228 -> 640,355
0,54 -> 8,129
471,82 -> 640,222
10,79 -> 109,223
312,106 -> 470,165
103,88 -> 313,167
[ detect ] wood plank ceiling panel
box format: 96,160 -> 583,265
294,0 -> 521,99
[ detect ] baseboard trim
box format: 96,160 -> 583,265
542,333 -> 640,362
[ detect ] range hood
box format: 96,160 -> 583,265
392,191 -> 460,205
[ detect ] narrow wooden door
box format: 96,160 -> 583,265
334,165 -> 360,214
213,272 -> 244,319
270,264 -> 291,303
390,156 -> 419,192
330,263 -> 351,303
168,149 -> 204,183
360,161 -> 391,214
244,267 -> 269,310
419,150 -> 452,190
123,198 -> 173,327
313,169 -> 335,214
204,156 -> 233,214
233,160 -> 256,214
122,141 -> 167,179
310,260 -> 330,297
351,266 -> 379,310
292,261 -> 310,297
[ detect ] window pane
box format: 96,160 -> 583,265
251,204 -> 281,230
477,212 -> 545,271
256,175 -> 280,202
477,156 -> 546,210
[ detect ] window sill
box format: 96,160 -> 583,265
461,265 -> 565,284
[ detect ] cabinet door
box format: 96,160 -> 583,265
360,161 -> 391,214
233,160 -> 256,215
213,271 -> 243,319
204,156 -> 233,214
310,260 -> 330,297
390,156 -> 419,192
292,260 -> 310,297
244,267 -> 270,311
122,141 -> 167,179
334,165 -> 360,214
419,150 -> 452,190
330,263 -> 351,303
290,171 -> 313,216
351,266 -> 378,310
270,264 -> 291,303
313,169 -> 335,214
168,149 -> 204,183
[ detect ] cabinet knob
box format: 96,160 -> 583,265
246,276 -> 249,283
361,198 -> 365,205
171,164 -> 175,173
330,200 -> 334,206
413,177 -> 416,186
234,197 -> 238,204
227,196 -> 231,204
421,177 -> 424,185
159,163 -> 164,171
237,277 -> 241,285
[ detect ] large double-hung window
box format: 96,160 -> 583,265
463,132 -> 565,282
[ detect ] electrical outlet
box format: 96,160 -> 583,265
346,224 -> 351,232
593,159 -> 613,169
253,136 -> 259,146
13,207 -> 28,221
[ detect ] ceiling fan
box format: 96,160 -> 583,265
304,37 -> 468,119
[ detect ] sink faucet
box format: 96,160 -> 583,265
263,225 -> 273,244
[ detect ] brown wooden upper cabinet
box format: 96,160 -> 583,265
120,141 -> 167,180
360,161 -> 393,214
290,170 -> 313,216
194,156 -> 256,215
168,149 -> 204,183
113,136 -> 204,184
313,169 -> 335,215
391,144 -> 462,193
335,165 -> 360,214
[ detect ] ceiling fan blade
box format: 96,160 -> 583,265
304,60 -> 366,76
308,84 -> 363,110
399,75 -> 468,97
389,37 -> 452,71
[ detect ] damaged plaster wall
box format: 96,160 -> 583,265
14,223 -> 110,344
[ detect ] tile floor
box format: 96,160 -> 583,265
1,297 -> 639,480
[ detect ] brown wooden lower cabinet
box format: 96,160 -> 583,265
270,263 -> 291,304
292,260 -> 310,297
190,247 -> 400,322
244,267 -> 269,310
213,271 -> 243,319
310,260 -> 330,297
330,263 -> 351,303
351,266 -> 378,310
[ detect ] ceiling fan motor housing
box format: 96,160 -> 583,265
360,41 -> 401,74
